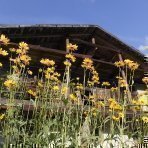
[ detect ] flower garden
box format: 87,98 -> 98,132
0,34 -> 147,147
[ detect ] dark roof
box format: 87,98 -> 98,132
0,24 -> 144,57
0,24 -> 146,84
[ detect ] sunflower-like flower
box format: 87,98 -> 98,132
61,86 -> 68,95
20,55 -> 31,65
19,42 -> 29,51
91,75 -> 99,84
111,87 -> 118,92
76,83 -> 83,90
69,94 -> 77,101
10,57 -> 21,64
40,58 -> 55,67
128,62 -> 139,71
142,77 -> 148,84
112,115 -> 120,121
0,48 -> 8,56
67,43 -> 78,51
102,81 -> 110,86
64,60 -> 71,67
142,116 -> 148,123
65,53 -> 76,62
0,114 -> 5,120
53,85 -> 59,91
118,79 -> 127,87
16,49 -> 22,54
0,34 -> 9,45
114,61 -> 125,67
112,112 -> 124,121
124,59 -> 133,65
4,79 -> 17,89
118,112 -> 124,118
28,89 -> 36,97
81,58 -> 93,70
108,98 -> 122,110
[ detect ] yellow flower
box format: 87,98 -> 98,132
81,58 -> 93,70
38,82 -> 43,88
124,59 -> 133,65
61,86 -> 68,94
116,76 -> 122,80
0,48 -> 8,56
142,77 -> 148,84
132,98 -> 147,106
76,83 -> 83,90
95,101 -> 105,107
4,79 -> 17,89
54,72 -> 60,77
92,112 -> 97,117
9,48 -> 16,52
111,87 -> 117,92
108,98 -> 122,110
0,62 -> 2,67
92,75 -> 99,83
108,98 -> 116,103
114,61 -> 125,67
118,79 -> 127,87
28,70 -> 33,75
53,85 -> 59,91
64,60 -> 71,67
0,114 -> 5,120
128,62 -> 139,71
28,89 -> 36,97
112,115 -> 120,121
65,53 -> 76,62
40,58 -> 55,67
50,75 -> 59,81
20,64 -> 25,68
142,116 -> 148,123
89,95 -> 95,100
19,42 -> 29,51
102,81 -> 110,86
67,43 -> 78,51
10,57 -> 21,64
20,55 -> 31,65
16,49 -> 22,54
0,34 -> 9,45
45,73 -> 51,79
118,112 -> 124,118
69,94 -> 77,101
46,67 -> 55,73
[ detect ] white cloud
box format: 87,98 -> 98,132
138,36 -> 148,55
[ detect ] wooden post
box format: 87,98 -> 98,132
118,53 -> 132,101
91,38 -> 98,56
66,38 -> 69,53
92,37 -> 95,44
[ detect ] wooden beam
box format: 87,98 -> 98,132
66,38 -> 70,53
72,38 -> 120,53
7,34 -> 91,39
9,42 -> 115,66
9,42 -> 145,71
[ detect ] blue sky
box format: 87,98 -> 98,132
0,0 -> 148,55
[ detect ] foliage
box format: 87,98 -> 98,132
0,34 -> 147,147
